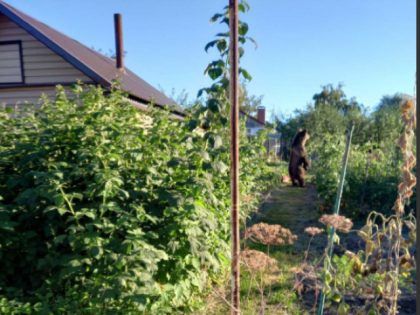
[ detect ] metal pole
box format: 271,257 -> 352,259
317,121 -> 355,315
229,0 -> 240,313
114,14 -> 124,70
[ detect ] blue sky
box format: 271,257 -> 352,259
6,0 -> 416,120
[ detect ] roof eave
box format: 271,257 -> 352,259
0,3 -> 110,88
126,94 -> 187,117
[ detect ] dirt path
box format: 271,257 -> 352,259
249,178 -> 327,254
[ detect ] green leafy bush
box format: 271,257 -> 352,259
0,83 -> 273,314
310,133 -> 412,217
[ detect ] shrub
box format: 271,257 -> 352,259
309,133 -> 411,218
0,83 -> 273,314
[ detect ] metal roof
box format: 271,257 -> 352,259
0,1 -> 185,116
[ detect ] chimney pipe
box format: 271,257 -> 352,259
257,106 -> 266,124
114,13 -> 124,70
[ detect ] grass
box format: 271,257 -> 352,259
201,251 -> 309,315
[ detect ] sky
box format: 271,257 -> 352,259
5,0 -> 416,120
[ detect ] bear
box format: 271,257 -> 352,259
288,129 -> 310,188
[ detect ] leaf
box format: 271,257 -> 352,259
107,154 -> 121,162
89,246 -> 103,260
198,150 -> 210,161
327,289 -> 342,303
68,259 -> 82,267
24,231 -> 38,239
187,118 -> 198,131
53,194 -> 65,207
5,106 -> 14,113
101,288 -> 117,302
71,193 -> 83,201
6,179 -> 28,189
239,47 -> 245,58
210,13 -> 223,23
338,302 -> 349,315
208,68 -> 223,80
205,40 -> 218,52
213,135 -> 223,149
220,17 -> 229,26
57,208 -> 70,216
247,36 -> 258,49
217,39 -> 227,53
239,68 -> 252,81
37,259 -> 47,270
54,235 -> 67,245
78,211 -> 95,220
197,89 -> 206,98
238,3 -> 246,12
131,295 -> 147,309
208,99 -> 221,113
0,221 -> 19,231
164,192 -> 185,207
212,161 -> 227,174
239,23 -> 249,36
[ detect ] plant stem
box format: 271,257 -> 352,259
271,246 -> 330,314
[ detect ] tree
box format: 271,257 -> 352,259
375,93 -> 404,111
273,83 -> 370,159
369,93 -> 404,145
91,47 -> 127,59
158,86 -> 205,109
312,83 -> 361,115
238,80 -> 264,115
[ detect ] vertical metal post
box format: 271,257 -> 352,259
114,14 -> 124,70
229,0 -> 240,313
317,121 -> 355,315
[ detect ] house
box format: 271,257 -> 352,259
240,106 -> 281,157
0,1 -> 185,119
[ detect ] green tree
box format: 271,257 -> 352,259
368,93 -> 404,145
226,80 -> 264,115
158,86 -> 204,108
91,47 -> 127,59
313,83 -> 361,115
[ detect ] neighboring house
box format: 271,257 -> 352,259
240,106 -> 281,157
0,1 -> 185,119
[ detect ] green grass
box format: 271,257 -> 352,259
202,251 -> 309,315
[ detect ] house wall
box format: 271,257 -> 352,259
240,111 -> 265,130
0,86 -> 76,108
0,14 -> 94,86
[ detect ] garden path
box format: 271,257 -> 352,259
249,175 -> 416,315
203,172 -> 416,315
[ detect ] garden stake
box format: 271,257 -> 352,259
229,0 -> 241,313
317,121 -> 355,315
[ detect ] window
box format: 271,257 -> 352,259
0,40 -> 24,84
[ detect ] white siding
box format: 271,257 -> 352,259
0,14 -> 94,84
0,88 -> 184,121
0,42 -> 22,83
0,86 -> 76,108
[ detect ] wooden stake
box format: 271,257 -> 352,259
229,0 -> 240,313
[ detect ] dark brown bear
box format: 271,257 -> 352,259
288,129 -> 310,187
